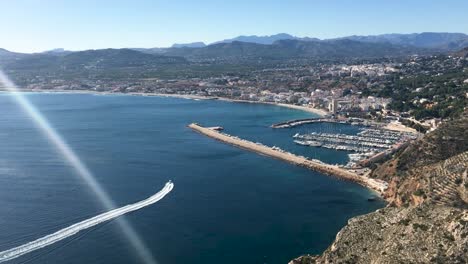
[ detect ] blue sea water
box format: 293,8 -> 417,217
0,93 -> 384,264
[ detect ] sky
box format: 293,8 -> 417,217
1,0 -> 468,53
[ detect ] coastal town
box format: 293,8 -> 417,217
11,52 -> 466,134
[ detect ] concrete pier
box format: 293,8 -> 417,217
189,123 -> 388,194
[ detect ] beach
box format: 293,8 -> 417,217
216,98 -> 329,117
2,89 -> 328,117
383,121 -> 418,133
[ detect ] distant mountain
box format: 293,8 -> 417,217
182,32 -> 468,51
171,42 -> 206,48
61,49 -> 185,68
163,39 -> 424,60
0,48 -> 10,55
131,47 -> 166,54
212,33 -> 319,45
4,49 -> 187,72
336,32 -> 468,50
0,48 -> 28,65
42,48 -> 73,55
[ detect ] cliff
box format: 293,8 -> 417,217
290,205 -> 468,264
290,111 -> 468,263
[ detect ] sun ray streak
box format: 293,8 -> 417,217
0,70 -> 158,264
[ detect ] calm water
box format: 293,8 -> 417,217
0,93 -> 384,264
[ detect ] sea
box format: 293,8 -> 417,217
0,93 -> 385,264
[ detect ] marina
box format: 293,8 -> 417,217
292,128 -> 418,168
271,117 -> 374,129
189,123 -> 389,194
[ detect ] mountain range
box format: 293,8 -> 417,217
171,32 -> 468,50
211,33 -> 320,45
156,39 -> 422,60
333,32 -> 468,50
130,32 -> 468,60
1,32 -> 468,73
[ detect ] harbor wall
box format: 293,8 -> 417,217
271,118 -> 370,129
189,123 -> 387,194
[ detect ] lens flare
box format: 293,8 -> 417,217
0,70 -> 158,264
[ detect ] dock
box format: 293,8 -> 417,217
270,118 -> 374,129
188,123 -> 388,194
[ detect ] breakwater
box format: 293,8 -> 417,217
271,118 -> 373,129
189,123 -> 387,193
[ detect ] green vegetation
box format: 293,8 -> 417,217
399,218 -> 411,226
391,70 -> 467,119
412,223 -> 429,231
413,189 -> 425,196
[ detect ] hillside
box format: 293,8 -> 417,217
208,32 -> 468,50
0,48 -> 29,65
2,40 -> 427,78
4,49 -> 186,71
291,204 -> 468,264
290,111 -> 468,263
372,110 -> 468,207
163,39 -> 424,60
453,47 -> 468,57
328,32 -> 468,50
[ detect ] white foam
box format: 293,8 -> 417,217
0,181 -> 174,263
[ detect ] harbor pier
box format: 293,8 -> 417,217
189,123 -> 388,194
270,118 -> 376,129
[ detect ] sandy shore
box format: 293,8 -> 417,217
215,98 -> 328,117
383,122 -> 418,133
189,123 -> 388,194
274,103 -> 329,116
8,89 -> 328,117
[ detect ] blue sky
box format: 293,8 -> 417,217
1,0 -> 467,53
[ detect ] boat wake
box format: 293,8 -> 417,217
0,181 -> 174,263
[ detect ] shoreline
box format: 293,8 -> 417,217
0,89 -> 328,117
2,89 -> 418,133
383,121 -> 418,133
215,97 -> 329,117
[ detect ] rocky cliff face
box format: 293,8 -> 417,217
291,205 -> 468,264
290,111 -> 468,263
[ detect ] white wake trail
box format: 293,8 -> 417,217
0,181 -> 174,263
